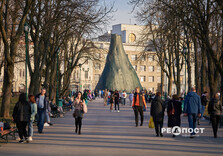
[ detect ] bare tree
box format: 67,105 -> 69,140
0,0 -> 34,117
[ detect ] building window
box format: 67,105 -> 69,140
95,53 -> 100,59
157,76 -> 161,83
148,55 -> 154,62
140,76 -> 146,82
133,65 -> 137,71
148,76 -> 154,82
95,74 -> 100,81
140,55 -> 146,61
140,65 -> 146,72
95,63 -> 101,70
85,71 -> 88,79
148,66 -> 154,72
20,69 -> 22,77
131,55 -> 137,61
129,33 -> 136,43
157,66 -> 161,72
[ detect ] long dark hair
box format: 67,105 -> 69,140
19,93 -> 27,103
77,91 -> 84,101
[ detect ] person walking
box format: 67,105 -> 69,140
129,91 -> 134,107
200,91 -> 208,120
150,92 -> 164,137
104,89 -> 108,106
12,93 -> 31,143
27,95 -> 37,141
110,90 -> 115,112
73,92 -> 86,135
114,90 -> 120,112
132,87 -> 147,127
167,94 -> 182,137
184,87 -> 202,138
122,91 -> 127,106
208,93 -> 222,138
35,88 -> 50,133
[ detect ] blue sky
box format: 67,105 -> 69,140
99,0 -> 138,32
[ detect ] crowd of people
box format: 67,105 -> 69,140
11,86 -> 222,143
12,88 -> 89,143
98,87 -> 222,138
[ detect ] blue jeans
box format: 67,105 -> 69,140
188,113 -> 197,135
201,106 -> 206,118
37,109 -> 45,132
28,120 -> 34,137
46,112 -> 50,123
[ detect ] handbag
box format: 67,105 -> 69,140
83,103 -> 88,113
73,109 -> 80,118
168,101 -> 175,116
148,116 -> 154,128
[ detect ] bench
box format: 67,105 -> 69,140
0,127 -> 17,143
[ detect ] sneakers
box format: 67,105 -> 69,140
44,123 -> 50,127
28,137 -> 33,141
48,123 -> 53,126
19,139 -> 24,143
117,110 -> 120,112
16,136 -> 20,141
201,117 -> 206,120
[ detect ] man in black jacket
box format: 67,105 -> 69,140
200,91 -> 208,120
150,92 -> 164,137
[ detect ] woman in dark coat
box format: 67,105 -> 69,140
12,93 -> 31,143
150,92 -> 164,137
208,93 -> 222,138
167,94 -> 182,137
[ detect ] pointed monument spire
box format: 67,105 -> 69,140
96,34 -> 142,92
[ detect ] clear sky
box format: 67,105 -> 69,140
99,0 -> 138,33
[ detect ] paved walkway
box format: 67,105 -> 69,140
0,98 -> 223,156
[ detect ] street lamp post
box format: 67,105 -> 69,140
24,23 -> 30,99
56,48 -> 60,106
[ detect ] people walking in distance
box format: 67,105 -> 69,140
114,90 -> 120,112
122,91 -> 127,106
129,91 -> 134,107
73,92 -> 86,135
35,88 -> 50,134
99,90 -> 102,98
12,93 -> 31,143
27,95 -> 37,141
150,92 -> 164,137
110,90 -> 115,112
184,87 -> 202,138
167,95 -> 182,137
58,97 -> 64,114
132,87 -> 147,127
200,91 -> 208,121
208,93 -> 222,138
101,90 -> 104,98
104,89 -> 108,106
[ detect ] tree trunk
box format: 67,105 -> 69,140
161,70 -> 164,96
207,50 -> 217,98
194,38 -> 201,95
200,43 -> 207,93
1,58 -> 14,117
